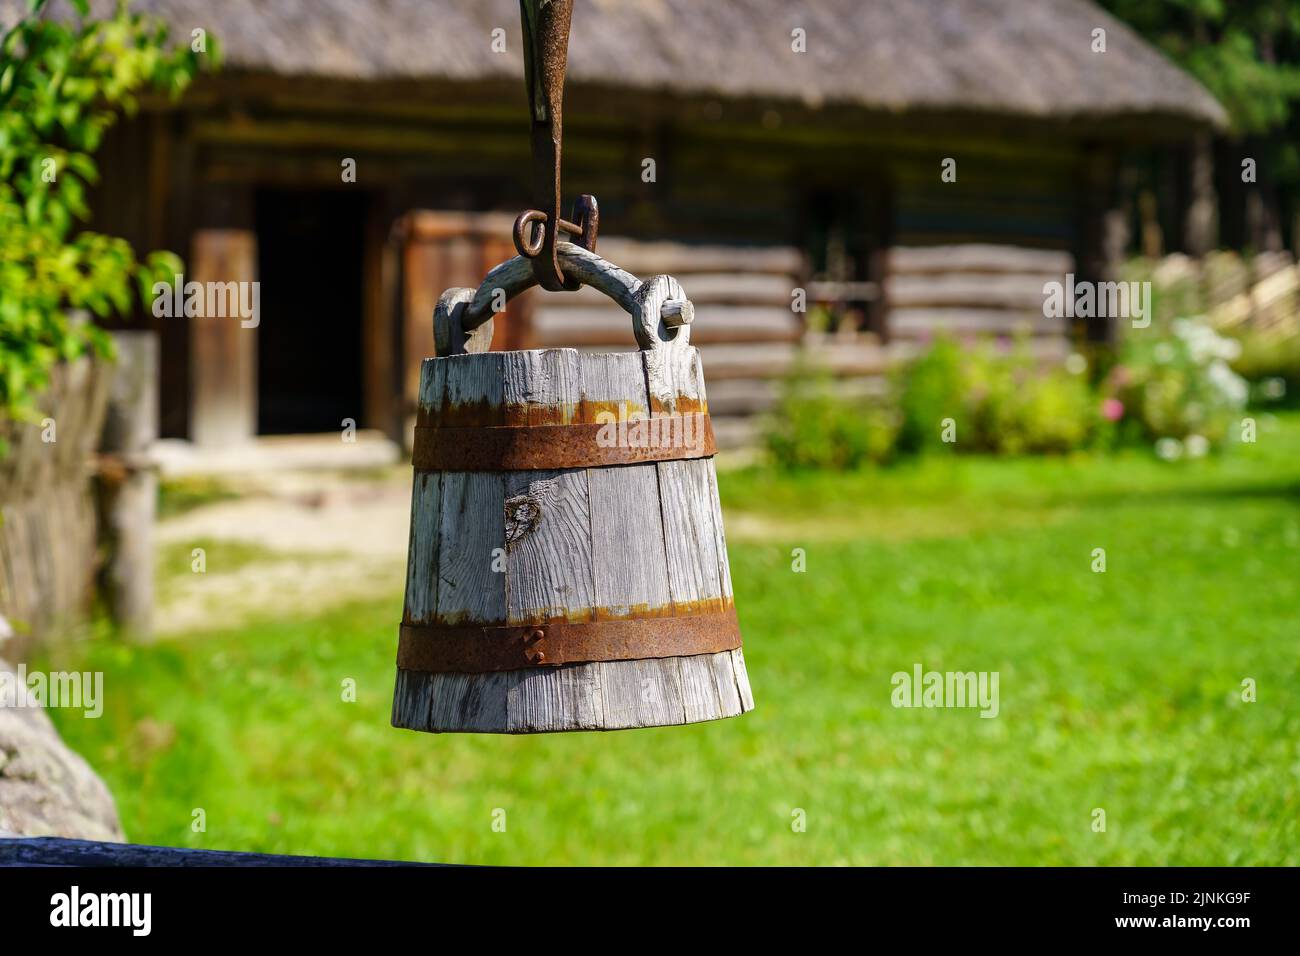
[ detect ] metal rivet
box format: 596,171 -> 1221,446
527,650 -> 545,664
525,627 -> 545,645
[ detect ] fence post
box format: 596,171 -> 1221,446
98,331 -> 158,641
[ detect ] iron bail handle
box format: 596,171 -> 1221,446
432,243 -> 695,357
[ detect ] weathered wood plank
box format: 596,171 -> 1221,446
658,460 -> 725,610
436,471 -> 506,625
888,244 -> 1074,275
886,273 -> 1058,311
435,354 -> 506,625
391,667 -> 435,730
501,348 -> 581,425
428,671 -> 511,732
403,472 -> 441,624
582,354 -> 672,618
678,653 -> 724,723
704,459 -> 734,605
500,348 -> 604,733
890,307 -> 1065,336
597,655 -> 686,730
507,664 -> 605,732
504,472 -> 594,623
578,350 -> 688,728
731,649 -> 755,712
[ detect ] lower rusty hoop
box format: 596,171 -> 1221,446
398,607 -> 740,674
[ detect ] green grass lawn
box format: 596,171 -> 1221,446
42,414 -> 1300,864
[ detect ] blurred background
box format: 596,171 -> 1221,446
1,0 -> 1297,863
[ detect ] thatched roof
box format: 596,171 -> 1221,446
25,0 -> 1227,128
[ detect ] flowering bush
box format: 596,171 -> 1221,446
764,322 -> 1256,471
897,336 -> 1098,456
1102,317 -> 1249,456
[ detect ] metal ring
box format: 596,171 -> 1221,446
512,209 -> 548,259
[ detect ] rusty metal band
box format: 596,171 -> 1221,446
412,414 -> 716,471
397,607 -> 740,673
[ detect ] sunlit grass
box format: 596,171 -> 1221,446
42,414 -> 1300,864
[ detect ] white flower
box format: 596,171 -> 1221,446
1173,316 -> 1242,363
1065,352 -> 1087,375
1155,437 -> 1183,461
1262,377 -> 1287,401
1185,434 -> 1210,458
1154,342 -> 1176,364
1207,360 -> 1249,408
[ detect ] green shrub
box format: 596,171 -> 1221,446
765,337 -> 1100,470
1230,327 -> 1300,408
0,0 -> 208,433
895,336 -> 968,454
980,362 -> 1098,455
898,336 -> 1098,456
763,359 -> 898,470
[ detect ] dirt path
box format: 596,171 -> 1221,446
151,465 -> 907,636
154,471 -> 412,636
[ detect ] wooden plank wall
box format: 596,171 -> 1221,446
0,359 -> 112,658
885,244 -> 1076,342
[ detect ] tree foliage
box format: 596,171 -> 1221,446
0,0 -> 209,425
1101,0 -> 1300,135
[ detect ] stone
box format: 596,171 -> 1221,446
0,619 -> 123,842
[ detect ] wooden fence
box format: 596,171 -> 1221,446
1137,250 -> 1300,339
0,359 -> 112,657
1204,251 -> 1300,339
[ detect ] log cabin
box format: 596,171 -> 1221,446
73,0 -> 1226,449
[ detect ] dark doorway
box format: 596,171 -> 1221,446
801,180 -> 891,340
255,189 -> 367,434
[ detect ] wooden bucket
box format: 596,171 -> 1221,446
393,244 -> 753,733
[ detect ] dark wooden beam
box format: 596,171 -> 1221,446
0,836 -> 433,867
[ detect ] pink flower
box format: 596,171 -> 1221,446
1101,398 -> 1124,422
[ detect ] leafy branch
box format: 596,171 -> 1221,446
0,0 -> 214,426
